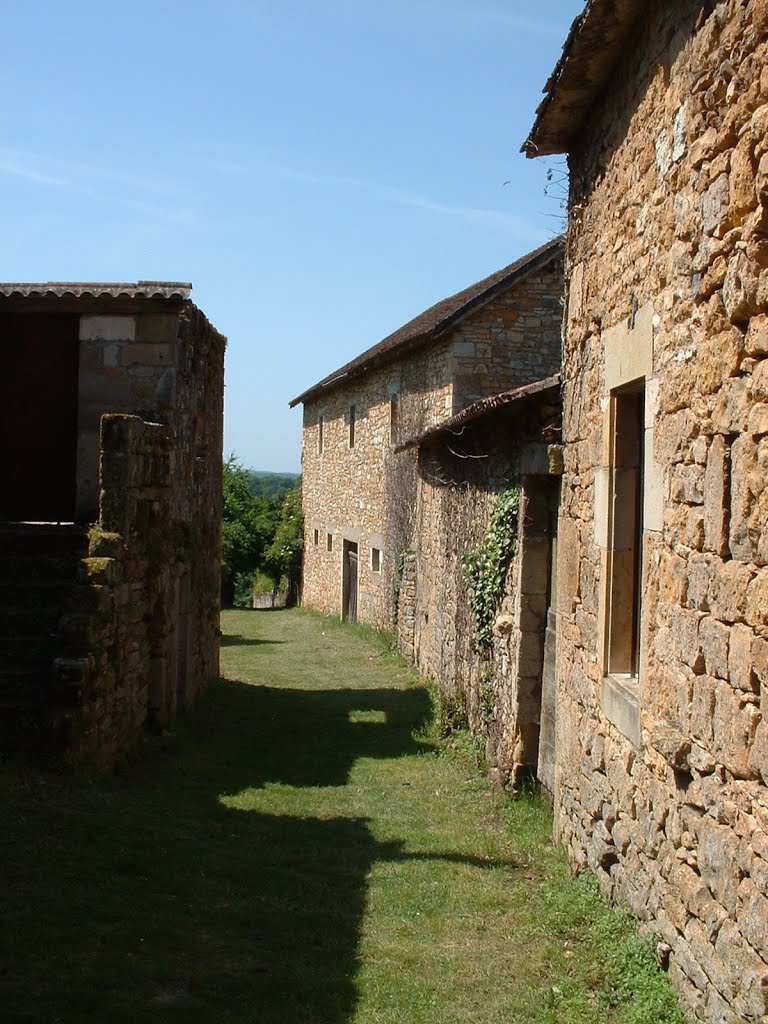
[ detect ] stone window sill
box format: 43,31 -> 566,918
601,674 -> 640,747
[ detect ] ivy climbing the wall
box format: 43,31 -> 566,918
461,488 -> 520,653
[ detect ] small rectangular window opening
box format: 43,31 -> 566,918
349,404 -> 356,447
318,415 -> 324,454
313,528 -> 319,546
327,533 -> 333,552
606,384 -> 645,678
371,547 -> 381,573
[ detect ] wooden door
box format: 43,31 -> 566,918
342,541 -> 358,623
0,314 -> 80,521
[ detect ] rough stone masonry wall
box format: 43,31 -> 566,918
301,269 -> 563,631
557,2 -> 768,1020
53,303 -> 225,766
451,260 -> 563,410
300,343 -> 447,629
76,309 -> 182,520
408,402 -> 561,788
55,415 -> 177,765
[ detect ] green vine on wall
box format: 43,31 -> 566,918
461,488 -> 520,653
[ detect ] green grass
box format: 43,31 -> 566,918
1,608 -> 686,1023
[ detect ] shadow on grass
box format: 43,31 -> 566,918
2,653 -> 512,1024
219,634 -> 285,647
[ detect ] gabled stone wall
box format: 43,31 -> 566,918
300,259 -> 563,630
554,2 -> 768,1019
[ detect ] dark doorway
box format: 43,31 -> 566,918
537,479 -> 560,798
342,541 -> 358,623
0,314 -> 80,521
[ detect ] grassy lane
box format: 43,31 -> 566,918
2,609 -> 685,1024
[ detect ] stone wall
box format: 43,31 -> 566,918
406,395 -> 562,788
555,2 -> 768,1019
301,262 -> 563,630
50,301 -> 225,766
77,311 -> 181,520
451,263 -> 563,409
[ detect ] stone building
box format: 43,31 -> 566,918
395,377 -> 563,791
0,282 -> 225,765
291,238 -> 564,629
524,1 -> 768,1019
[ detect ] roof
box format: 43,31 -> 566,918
289,236 -> 563,407
0,281 -> 192,300
522,0 -> 645,158
395,374 -> 561,452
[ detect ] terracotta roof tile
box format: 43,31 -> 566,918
0,281 -> 192,300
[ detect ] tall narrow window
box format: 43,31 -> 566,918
327,532 -> 333,553
349,404 -> 356,447
371,547 -> 381,573
606,384 -> 645,678
318,415 -> 324,454
390,393 -> 399,445
313,528 -> 319,546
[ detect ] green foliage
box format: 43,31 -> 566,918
461,488 -> 520,652
262,484 -> 304,604
478,671 -> 496,725
222,454 -> 280,607
434,686 -> 469,737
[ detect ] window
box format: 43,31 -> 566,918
318,415 -> 324,454
349,404 -> 356,447
605,383 -> 645,678
327,533 -> 333,552
313,528 -> 319,546
390,393 -> 399,445
371,547 -> 381,573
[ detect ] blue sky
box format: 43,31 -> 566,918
1,0 -> 583,472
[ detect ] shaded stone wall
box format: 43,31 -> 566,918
557,2 -> 768,1019
51,302 -> 225,766
451,261 -> 563,410
301,263 -> 563,630
406,398 -> 562,788
77,312 -> 181,519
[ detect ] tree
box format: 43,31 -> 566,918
221,455 -> 278,607
262,484 -> 304,606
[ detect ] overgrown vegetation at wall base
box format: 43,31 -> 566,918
461,487 -> 520,651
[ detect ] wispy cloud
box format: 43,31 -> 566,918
0,147 -> 196,222
201,155 -> 542,238
0,157 -> 67,187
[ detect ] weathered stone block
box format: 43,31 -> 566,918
709,559 -> 753,623
745,568 -> 768,627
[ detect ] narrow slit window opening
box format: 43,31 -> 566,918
606,383 -> 645,679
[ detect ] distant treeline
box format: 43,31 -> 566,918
246,470 -> 301,501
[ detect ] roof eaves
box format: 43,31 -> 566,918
522,0 -> 645,158
289,236 -> 564,409
0,281 -> 193,300
394,374 -> 561,453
